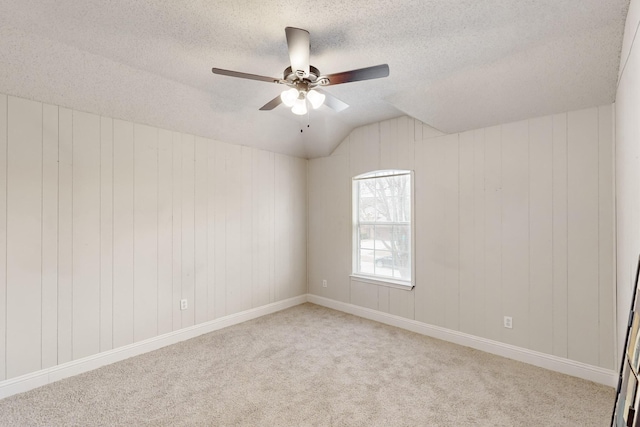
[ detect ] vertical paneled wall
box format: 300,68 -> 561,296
616,0 -> 640,362
308,108 -> 616,369
6,97 -> 43,378
0,94 -> 307,380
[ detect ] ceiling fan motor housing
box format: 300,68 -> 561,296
283,65 -> 326,87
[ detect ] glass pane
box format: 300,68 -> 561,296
395,251 -> 411,280
374,250 -> 393,277
359,249 -> 375,274
376,225 -> 411,280
359,226 -> 375,250
387,196 -> 402,222
394,176 -> 407,196
375,195 -> 390,222
397,176 -> 407,197
359,196 -> 376,222
392,225 -> 411,255
371,176 -> 411,223
359,180 -> 375,197
374,225 -> 394,253
380,176 -> 394,197
401,196 -> 411,221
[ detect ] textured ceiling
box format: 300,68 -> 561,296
0,0 -> 629,158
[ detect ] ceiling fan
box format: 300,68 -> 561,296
212,27 -> 390,116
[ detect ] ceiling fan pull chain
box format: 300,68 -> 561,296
301,105 -> 310,133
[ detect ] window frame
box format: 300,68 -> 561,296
351,169 -> 415,290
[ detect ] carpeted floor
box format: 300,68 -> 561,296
0,303 -> 614,426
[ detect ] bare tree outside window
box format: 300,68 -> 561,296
354,170 -> 412,282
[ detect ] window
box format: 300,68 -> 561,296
352,170 -> 413,288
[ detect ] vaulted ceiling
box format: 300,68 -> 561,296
0,0 -> 629,158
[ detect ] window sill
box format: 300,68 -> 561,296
350,274 -> 414,290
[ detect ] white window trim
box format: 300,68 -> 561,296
351,170 -> 415,289
350,274 -> 414,290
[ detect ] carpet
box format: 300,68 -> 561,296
0,303 -> 614,426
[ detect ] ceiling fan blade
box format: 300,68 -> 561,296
212,68 -> 281,84
322,64 -> 389,86
259,95 -> 283,111
285,27 -> 310,76
315,89 -> 349,112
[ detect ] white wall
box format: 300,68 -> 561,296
309,111 -> 616,369
616,0 -> 640,359
0,93 -> 307,381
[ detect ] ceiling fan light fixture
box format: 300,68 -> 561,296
280,88 -> 299,107
291,97 -> 307,115
307,90 -> 325,109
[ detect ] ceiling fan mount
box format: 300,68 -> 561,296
212,27 -> 389,115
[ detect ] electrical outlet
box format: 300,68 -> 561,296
503,316 -> 513,329
180,299 -> 188,310
322,280 -> 327,288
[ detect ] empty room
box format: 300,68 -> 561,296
0,0 -> 638,425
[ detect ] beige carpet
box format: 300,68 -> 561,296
0,303 -> 614,426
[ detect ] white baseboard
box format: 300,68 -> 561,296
307,294 -> 618,387
0,295 -> 307,400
